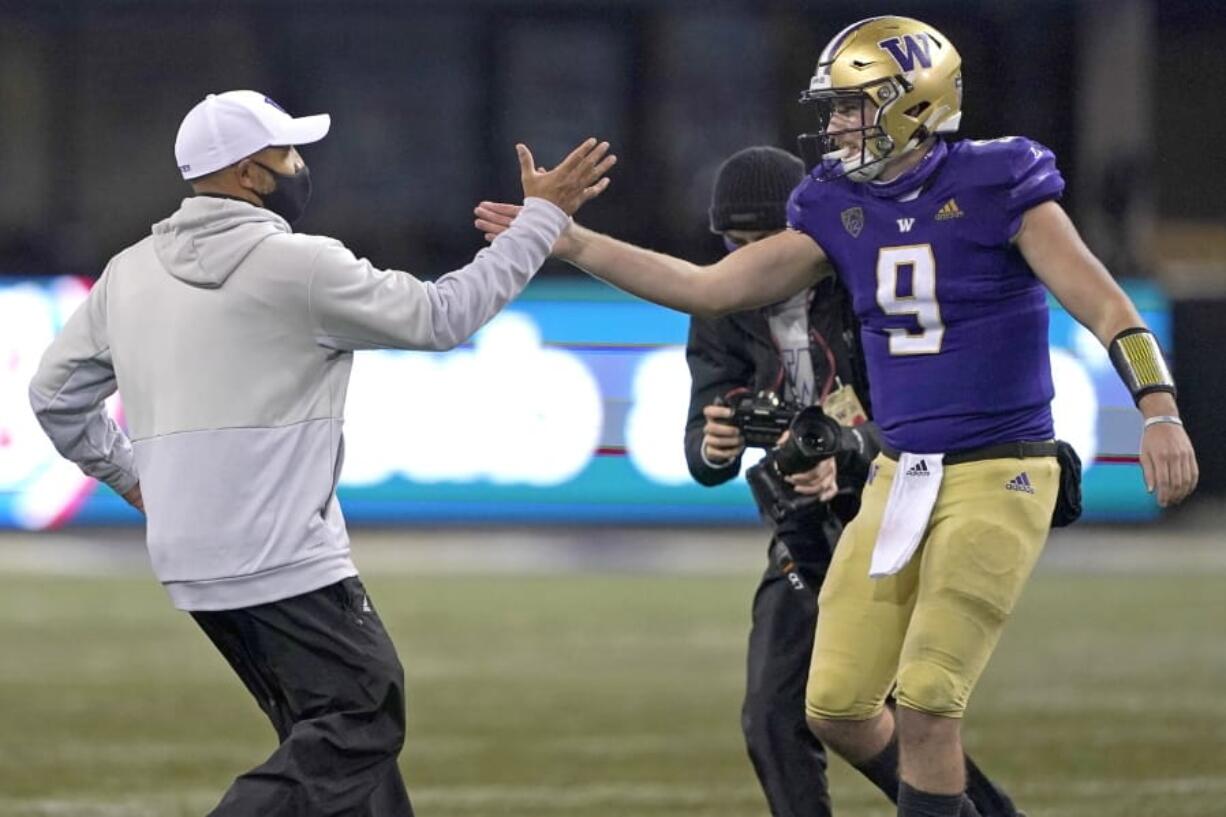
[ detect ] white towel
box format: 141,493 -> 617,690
870,453 -> 944,578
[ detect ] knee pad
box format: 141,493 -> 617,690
896,658 -> 967,716
805,667 -> 882,721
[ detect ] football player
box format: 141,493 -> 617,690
475,15 -> 1197,817
690,146 -> 1023,817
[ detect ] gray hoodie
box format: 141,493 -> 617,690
29,195 -> 570,610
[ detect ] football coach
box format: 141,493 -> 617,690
28,90 -> 614,816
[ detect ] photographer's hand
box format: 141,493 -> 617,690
783,447 -> 839,501
702,403 -> 745,464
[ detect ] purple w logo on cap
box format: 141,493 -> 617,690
263,96 -> 288,113
878,34 -> 934,72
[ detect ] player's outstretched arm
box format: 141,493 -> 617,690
474,200 -> 829,319
1017,200 -> 1198,507
561,223 -> 830,319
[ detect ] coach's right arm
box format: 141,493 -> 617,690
310,138 -> 615,353
307,198 -> 570,353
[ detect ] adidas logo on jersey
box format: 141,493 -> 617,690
935,198 -> 964,221
1005,472 -> 1036,494
905,459 -> 931,477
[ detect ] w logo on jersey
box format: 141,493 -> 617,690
896,218 -> 915,233
878,34 -> 934,72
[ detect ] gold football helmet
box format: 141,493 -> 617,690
798,16 -> 963,181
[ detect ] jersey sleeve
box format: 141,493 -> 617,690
999,138 -> 1065,240
786,175 -> 822,243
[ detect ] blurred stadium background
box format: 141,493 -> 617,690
1,1 -> 1224,815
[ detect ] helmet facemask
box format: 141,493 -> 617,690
799,83 -> 901,181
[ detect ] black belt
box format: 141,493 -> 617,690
880,440 -> 1058,465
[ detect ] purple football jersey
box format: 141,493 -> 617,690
787,137 -> 1065,453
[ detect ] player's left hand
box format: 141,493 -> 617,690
475,200 -> 520,241
476,200 -> 587,260
784,455 -> 839,501
1140,421 -> 1198,507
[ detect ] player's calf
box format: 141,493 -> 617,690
897,705 -> 965,792
807,707 -> 1016,817
805,708 -> 894,764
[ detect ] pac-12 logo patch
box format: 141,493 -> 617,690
841,207 -> 864,237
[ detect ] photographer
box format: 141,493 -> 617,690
684,147 -> 1020,817
684,146 -> 876,817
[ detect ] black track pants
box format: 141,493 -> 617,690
192,577 -> 413,817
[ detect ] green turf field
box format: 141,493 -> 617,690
0,549 -> 1223,816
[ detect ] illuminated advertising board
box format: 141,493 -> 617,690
0,275 -> 1167,529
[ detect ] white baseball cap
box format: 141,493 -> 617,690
174,90 -> 331,180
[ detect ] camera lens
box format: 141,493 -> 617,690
773,407 -> 842,475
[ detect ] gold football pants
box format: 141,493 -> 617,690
805,453 -> 1058,720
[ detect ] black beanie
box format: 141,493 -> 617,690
708,146 -> 806,234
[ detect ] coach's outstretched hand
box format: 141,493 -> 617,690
519,138 -> 616,216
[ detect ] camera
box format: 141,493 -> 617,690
744,403 -> 861,525
720,390 -> 799,448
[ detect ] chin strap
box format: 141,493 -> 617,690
901,105 -> 953,155
828,144 -> 890,181
934,109 -> 962,134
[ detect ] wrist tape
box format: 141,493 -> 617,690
1108,328 -> 1176,404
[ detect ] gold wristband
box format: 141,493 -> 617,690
1109,328 -> 1176,404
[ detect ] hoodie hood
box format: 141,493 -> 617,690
152,196 -> 290,289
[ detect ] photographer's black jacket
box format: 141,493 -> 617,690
684,275 -> 879,546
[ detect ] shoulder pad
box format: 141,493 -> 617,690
953,137 -> 1060,187
953,136 -> 1065,226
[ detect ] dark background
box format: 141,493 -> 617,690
2,0 -> 1224,275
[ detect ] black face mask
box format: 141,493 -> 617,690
254,161 -> 312,225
